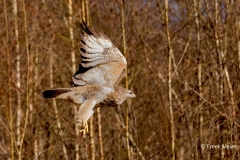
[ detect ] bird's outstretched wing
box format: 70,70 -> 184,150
73,21 -> 127,86
115,70 -> 126,86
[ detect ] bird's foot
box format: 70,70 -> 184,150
78,121 -> 88,138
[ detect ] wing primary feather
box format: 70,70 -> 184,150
74,63 -> 92,75
81,57 -> 104,62
81,60 -> 109,67
81,60 -> 88,64
81,21 -> 94,36
80,40 -> 86,45
81,54 -> 89,60
81,21 -> 102,38
80,47 -> 103,55
81,52 -> 102,58
80,48 -> 86,53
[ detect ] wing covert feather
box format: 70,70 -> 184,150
73,21 -> 127,86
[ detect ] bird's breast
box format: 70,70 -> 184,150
94,86 -> 114,103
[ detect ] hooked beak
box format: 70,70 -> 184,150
131,93 -> 136,98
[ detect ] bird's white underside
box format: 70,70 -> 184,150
44,23 -> 132,136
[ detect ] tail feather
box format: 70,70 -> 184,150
42,89 -> 70,98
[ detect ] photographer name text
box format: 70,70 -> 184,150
201,144 -> 238,149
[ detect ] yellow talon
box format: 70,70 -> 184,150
78,121 -> 88,138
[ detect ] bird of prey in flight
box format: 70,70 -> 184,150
43,21 -> 135,136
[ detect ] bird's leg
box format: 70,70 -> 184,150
78,121 -> 88,138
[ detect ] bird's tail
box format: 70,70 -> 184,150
42,88 -> 70,98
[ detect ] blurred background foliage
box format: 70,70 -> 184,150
0,0 -> 240,159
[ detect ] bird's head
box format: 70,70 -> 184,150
126,90 -> 136,98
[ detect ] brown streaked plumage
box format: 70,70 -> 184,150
99,86 -> 135,108
106,86 -> 135,105
42,21 -> 135,136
